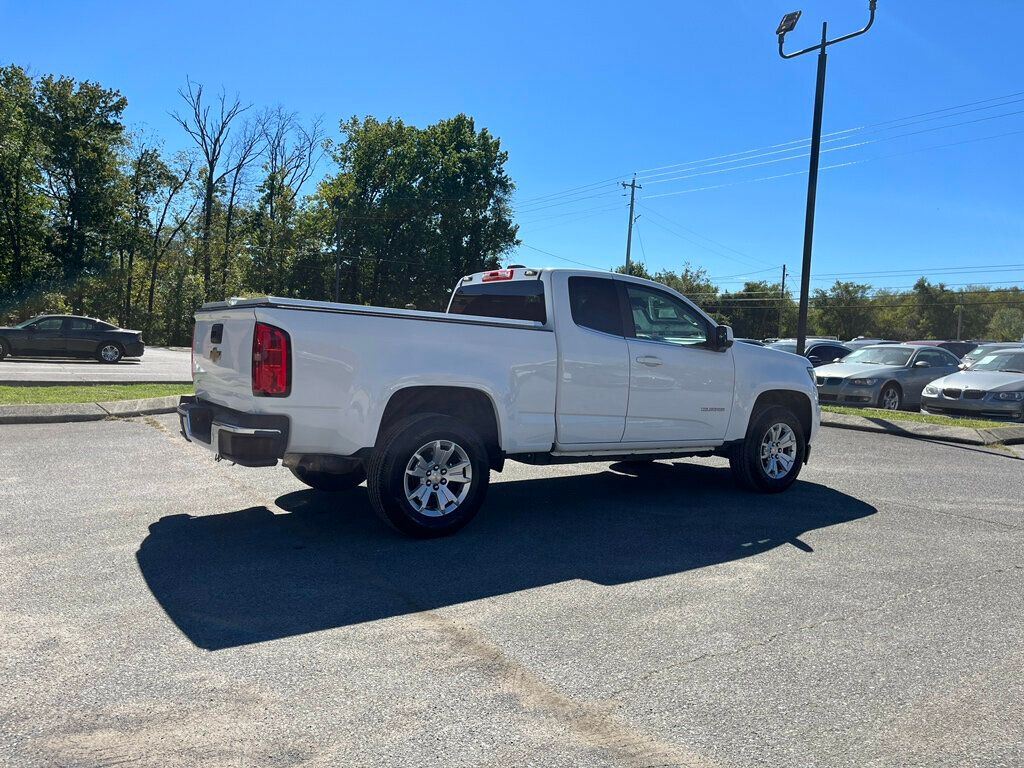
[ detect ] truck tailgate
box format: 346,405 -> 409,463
192,308 -> 258,412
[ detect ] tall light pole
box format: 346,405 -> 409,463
777,1 -> 877,355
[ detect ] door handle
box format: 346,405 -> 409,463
635,355 -> 663,367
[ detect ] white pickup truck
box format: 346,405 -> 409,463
179,267 -> 819,536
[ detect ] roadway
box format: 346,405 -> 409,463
1,418 -> 1021,767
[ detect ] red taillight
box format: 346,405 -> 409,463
481,269 -> 514,282
252,322 -> 291,397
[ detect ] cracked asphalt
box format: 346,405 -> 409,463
1,415 -> 1022,767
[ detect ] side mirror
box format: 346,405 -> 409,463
958,363 -> 967,370
914,360 -> 930,368
715,325 -> 734,351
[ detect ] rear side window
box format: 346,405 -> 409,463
448,280 -> 546,323
67,319 -> 96,330
568,276 -> 623,336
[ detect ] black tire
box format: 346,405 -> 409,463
878,383 -> 902,411
0,338 -> 7,361
289,465 -> 366,492
729,405 -> 805,493
97,342 -> 124,364
367,413 -> 490,538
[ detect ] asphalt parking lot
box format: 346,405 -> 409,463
0,347 -> 191,384
2,416 -> 1022,767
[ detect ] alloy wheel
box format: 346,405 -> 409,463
759,423 -> 797,480
404,439 -> 473,517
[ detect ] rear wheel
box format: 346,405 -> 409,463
289,465 -> 366,492
730,405 -> 805,493
0,338 -> 7,360
367,414 -> 490,538
97,343 -> 123,364
878,383 -> 902,411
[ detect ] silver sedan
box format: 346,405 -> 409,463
813,344 -> 961,411
922,349 -> 1024,421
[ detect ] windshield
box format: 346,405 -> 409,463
969,351 -> 1024,373
14,317 -> 41,328
843,347 -> 912,366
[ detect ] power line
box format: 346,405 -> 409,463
634,88 -> 1024,180
643,126 -> 1024,200
641,106 -> 1024,188
637,204 -> 766,265
516,242 -> 607,270
636,94 -> 1024,183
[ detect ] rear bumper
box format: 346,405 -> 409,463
124,341 -> 145,357
177,395 -> 290,467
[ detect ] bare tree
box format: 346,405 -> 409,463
259,107 -> 326,287
170,78 -> 250,300
219,118 -> 264,297
142,154 -> 197,337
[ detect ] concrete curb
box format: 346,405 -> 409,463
0,395 -> 182,425
821,411 -> 1024,446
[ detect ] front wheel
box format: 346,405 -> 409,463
97,343 -> 123,364
367,414 -> 490,538
730,405 -> 805,493
878,383 -> 902,411
289,465 -> 366,492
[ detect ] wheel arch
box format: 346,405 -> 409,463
750,389 -> 813,440
377,385 -> 503,469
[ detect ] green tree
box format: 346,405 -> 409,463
986,306 -> 1024,341
717,280 -> 787,340
34,74 -> 128,312
0,65 -> 49,307
314,114 -> 518,310
810,281 -> 874,341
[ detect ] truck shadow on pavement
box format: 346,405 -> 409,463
137,462 -> 875,650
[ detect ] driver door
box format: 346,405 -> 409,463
23,317 -> 66,355
622,283 -> 735,443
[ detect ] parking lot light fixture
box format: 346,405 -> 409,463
777,1 -> 878,357
777,11 -> 802,39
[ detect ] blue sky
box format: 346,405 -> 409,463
3,0 -> 1023,291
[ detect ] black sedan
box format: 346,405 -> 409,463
768,339 -> 853,367
0,315 -> 144,364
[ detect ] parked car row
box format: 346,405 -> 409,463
813,344 -> 962,410
761,336 -> 1024,421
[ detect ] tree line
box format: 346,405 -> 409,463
619,264 -> 1024,342
3,63 -> 1021,346
0,65 -> 516,344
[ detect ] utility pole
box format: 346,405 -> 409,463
622,175 -> 642,273
955,302 -> 964,341
778,264 -> 788,338
777,1 -> 877,355
333,196 -> 343,303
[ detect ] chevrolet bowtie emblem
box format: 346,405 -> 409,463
210,348 -> 222,363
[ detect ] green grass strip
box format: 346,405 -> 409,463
822,404 -> 1012,430
0,384 -> 193,405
